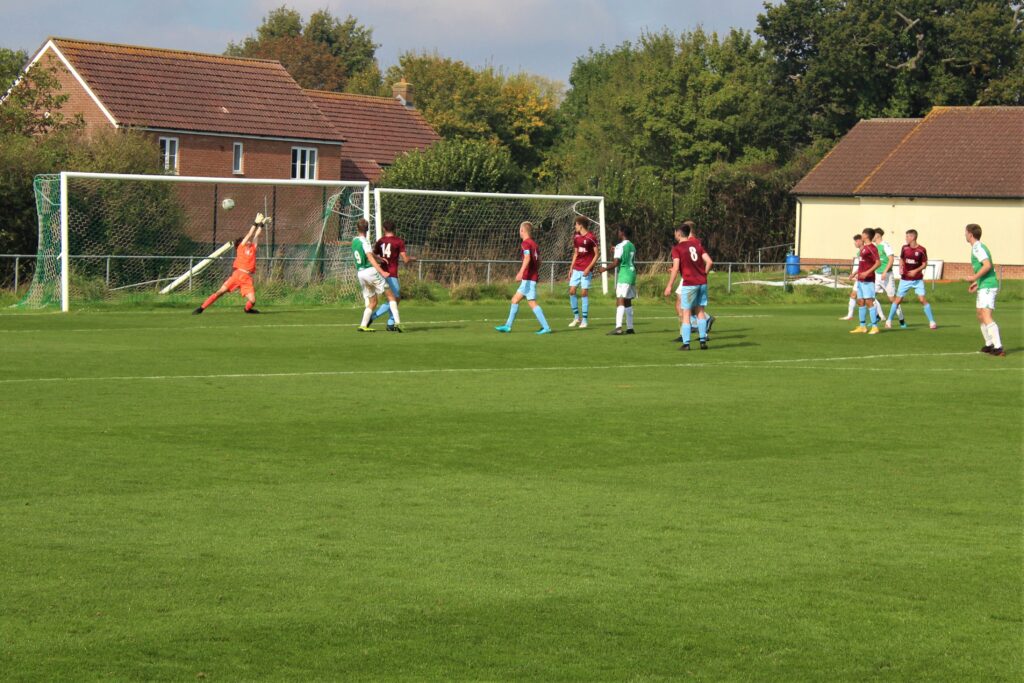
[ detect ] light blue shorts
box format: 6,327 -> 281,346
516,279 -> 538,301
569,270 -> 593,290
679,284 -> 708,308
896,279 -> 925,298
856,281 -> 876,299
386,276 -> 401,298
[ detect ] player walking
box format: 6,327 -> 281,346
840,233 -> 863,320
850,227 -> 881,334
370,220 -> 414,332
872,228 -> 904,327
567,216 -> 598,328
495,221 -> 552,335
352,219 -> 400,332
664,222 -> 713,350
596,224 -> 637,335
886,229 -> 936,330
193,213 -> 269,315
965,223 -> 1004,356
669,222 -> 715,342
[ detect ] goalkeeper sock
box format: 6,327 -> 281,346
372,302 -> 390,322
388,301 -> 400,325
569,294 -> 578,318
533,305 -> 549,330
697,317 -> 707,342
615,305 -> 624,329
201,293 -> 219,309
581,296 -> 589,319
923,304 -> 935,324
244,300 -> 254,312
505,303 -> 519,328
681,322 -> 691,345
625,306 -> 633,330
361,307 -> 373,328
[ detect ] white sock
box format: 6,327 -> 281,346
388,301 -> 400,325
361,307 -> 372,327
980,323 -> 992,345
847,299 -> 856,316
896,304 -> 904,322
988,323 -> 1002,349
874,301 -> 884,319
615,305 -> 624,329
625,306 -> 634,329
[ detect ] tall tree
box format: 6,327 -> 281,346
0,47 -> 28,91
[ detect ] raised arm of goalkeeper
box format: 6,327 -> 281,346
240,213 -> 271,247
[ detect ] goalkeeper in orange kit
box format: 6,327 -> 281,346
193,213 -> 270,315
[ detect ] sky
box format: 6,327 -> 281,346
0,0 -> 769,83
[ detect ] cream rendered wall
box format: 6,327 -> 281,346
797,196 -> 1024,265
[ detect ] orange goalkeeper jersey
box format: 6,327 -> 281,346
233,243 -> 257,272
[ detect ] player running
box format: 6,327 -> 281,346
664,222 -> 713,350
495,221 -> 552,335
370,220 -> 414,332
886,229 -> 936,330
567,216 -> 598,328
965,223 -> 1005,356
850,227 -> 882,334
193,213 -> 269,315
596,224 -> 637,335
352,218 -> 400,332
840,233 -> 863,320
872,228 -> 904,327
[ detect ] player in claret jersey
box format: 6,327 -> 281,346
193,213 -> 269,315
567,216 -> 598,328
886,229 -> 936,330
840,234 -> 864,320
850,227 -> 882,334
495,221 -> 552,335
370,220 -> 414,332
872,228 -> 904,327
965,223 -> 1005,356
664,221 -> 713,350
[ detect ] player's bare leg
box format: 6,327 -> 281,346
193,285 -> 229,314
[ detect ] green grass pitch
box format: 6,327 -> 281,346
1,297 -> 1021,680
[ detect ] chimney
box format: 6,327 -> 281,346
392,79 -> 414,108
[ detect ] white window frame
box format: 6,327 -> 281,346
291,146 -> 318,180
158,137 -> 179,174
232,142 -> 244,175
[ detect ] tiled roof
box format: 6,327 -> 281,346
305,90 -> 441,182
794,107 -> 1024,199
49,38 -> 343,143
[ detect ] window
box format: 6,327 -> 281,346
291,147 -> 317,180
232,142 -> 244,174
158,137 -> 179,173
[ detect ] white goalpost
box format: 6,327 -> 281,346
26,172 -> 371,311
373,188 -> 608,294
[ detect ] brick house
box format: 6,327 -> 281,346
17,38 -> 439,183
793,107 -> 1024,279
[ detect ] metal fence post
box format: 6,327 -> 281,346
727,263 -> 732,293
105,256 -> 111,288
418,260 -> 423,281
550,262 -> 555,292
486,261 -> 491,284
14,257 -> 19,291
188,257 -> 194,291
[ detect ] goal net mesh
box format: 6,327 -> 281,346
374,190 -> 603,286
21,174 -> 367,308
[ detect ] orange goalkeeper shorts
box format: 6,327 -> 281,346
223,271 -> 254,298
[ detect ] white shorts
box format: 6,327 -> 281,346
875,272 -> 895,298
615,283 -> 637,299
357,268 -> 386,302
976,288 -> 998,310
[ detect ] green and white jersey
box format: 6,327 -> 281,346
971,241 -> 999,289
613,240 -> 637,285
352,235 -> 374,271
877,241 -> 893,272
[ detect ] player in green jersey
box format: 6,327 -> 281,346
596,224 -> 637,335
965,224 -> 1004,356
352,219 -> 399,332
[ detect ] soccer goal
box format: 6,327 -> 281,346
23,172 -> 370,311
373,188 -> 608,294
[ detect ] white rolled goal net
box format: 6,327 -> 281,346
373,188 -> 606,292
22,172 -> 369,310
